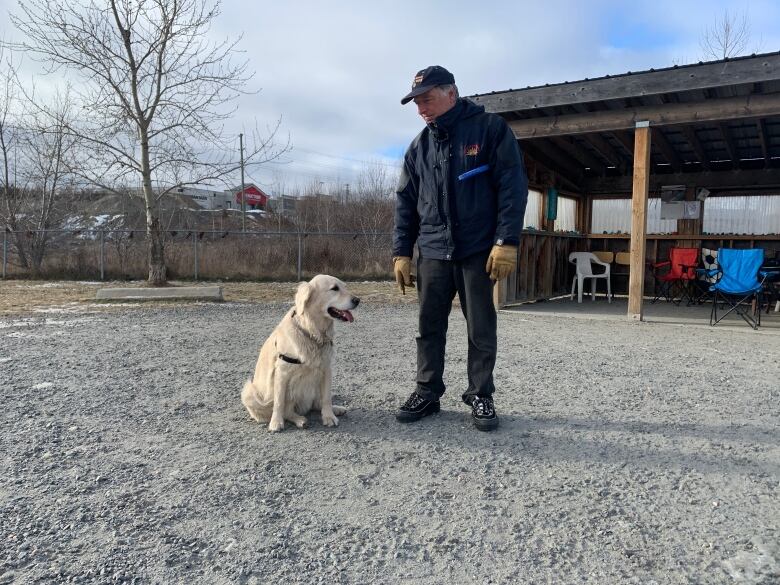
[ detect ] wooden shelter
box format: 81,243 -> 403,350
473,52 -> 780,317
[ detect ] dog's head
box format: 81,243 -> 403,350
295,274 -> 360,323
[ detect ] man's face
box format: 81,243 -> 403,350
413,86 -> 456,124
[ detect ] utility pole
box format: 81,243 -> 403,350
239,132 -> 246,232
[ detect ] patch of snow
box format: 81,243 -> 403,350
81,302 -> 138,309
723,538 -> 779,583
15,282 -> 70,289
61,216 -> 83,230
41,317 -> 98,327
0,319 -> 37,329
92,214 -> 124,228
7,330 -> 66,339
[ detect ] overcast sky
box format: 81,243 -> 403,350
2,0 -> 779,194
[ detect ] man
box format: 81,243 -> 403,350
393,65 -> 528,431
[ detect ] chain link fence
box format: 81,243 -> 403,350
1,229 -> 394,281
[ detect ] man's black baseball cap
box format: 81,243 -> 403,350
400,66 -> 456,105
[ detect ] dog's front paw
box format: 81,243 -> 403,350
268,417 -> 285,432
332,405 -> 347,416
290,415 -> 308,428
321,411 -> 339,427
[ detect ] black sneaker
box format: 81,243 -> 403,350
396,392 -> 440,423
470,395 -> 499,431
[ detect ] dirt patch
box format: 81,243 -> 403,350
0,279 -> 419,316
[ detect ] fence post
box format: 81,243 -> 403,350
297,232 -> 303,281
99,229 -> 105,281
2,230 -> 7,279
193,231 -> 199,281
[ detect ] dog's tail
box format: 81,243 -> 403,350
241,380 -> 273,423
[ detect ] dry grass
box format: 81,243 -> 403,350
3,232 -> 394,281
0,278 -> 419,316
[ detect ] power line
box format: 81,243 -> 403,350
249,165 -> 354,184
264,156 -> 400,177
288,146 -> 402,169
267,157 -> 361,171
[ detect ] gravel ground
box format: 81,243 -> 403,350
1,299 -> 779,584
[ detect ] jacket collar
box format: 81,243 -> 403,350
428,98 -> 466,139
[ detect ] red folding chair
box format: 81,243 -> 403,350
649,247 -> 699,304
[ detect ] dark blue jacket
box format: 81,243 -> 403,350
393,98 -> 528,261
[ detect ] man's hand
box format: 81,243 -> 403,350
393,256 -> 414,294
485,244 -> 518,281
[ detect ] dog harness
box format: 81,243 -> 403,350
275,310 -> 333,365
275,336 -> 302,364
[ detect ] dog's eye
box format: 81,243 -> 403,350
330,285 -> 339,291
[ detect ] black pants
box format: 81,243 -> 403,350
415,249 -> 497,401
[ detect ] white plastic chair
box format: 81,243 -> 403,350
569,252 -> 612,303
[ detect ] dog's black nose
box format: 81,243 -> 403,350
352,296 -> 360,307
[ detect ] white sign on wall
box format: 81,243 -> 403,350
660,201 -> 700,220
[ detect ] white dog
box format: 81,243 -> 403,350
241,274 -> 359,432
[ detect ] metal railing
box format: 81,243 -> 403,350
1,229 -> 394,281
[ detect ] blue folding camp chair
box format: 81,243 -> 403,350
705,248 -> 776,330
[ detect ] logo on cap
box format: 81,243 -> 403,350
413,74 -> 424,87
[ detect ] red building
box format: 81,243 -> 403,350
232,183 -> 270,209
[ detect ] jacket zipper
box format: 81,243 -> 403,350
441,141 -> 452,260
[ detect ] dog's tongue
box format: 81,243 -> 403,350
343,310 -> 354,323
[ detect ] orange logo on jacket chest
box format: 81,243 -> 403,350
464,144 -> 480,156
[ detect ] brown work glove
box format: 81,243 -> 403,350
392,256 -> 414,294
485,244 -> 518,281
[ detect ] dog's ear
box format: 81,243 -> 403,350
295,281 -> 312,314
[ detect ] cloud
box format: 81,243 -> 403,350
2,0 -> 777,191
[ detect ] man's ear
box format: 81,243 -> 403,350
295,281 -> 312,314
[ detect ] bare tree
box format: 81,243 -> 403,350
291,179 -> 332,233
14,87 -> 81,272
268,171 -> 285,231
352,162 -> 396,238
12,0 -> 288,284
0,63 -> 79,274
0,45 -> 31,267
700,9 -> 754,60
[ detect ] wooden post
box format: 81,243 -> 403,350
2,230 -> 7,279
493,277 -> 507,310
582,196 -> 593,236
676,186 -> 703,248
540,184 -> 550,231
494,240 -> 519,309
239,133 -> 246,232
193,231 -> 199,280
297,232 -> 303,281
99,229 -> 105,281
628,122 -> 651,320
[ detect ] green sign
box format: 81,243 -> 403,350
546,187 -> 558,221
